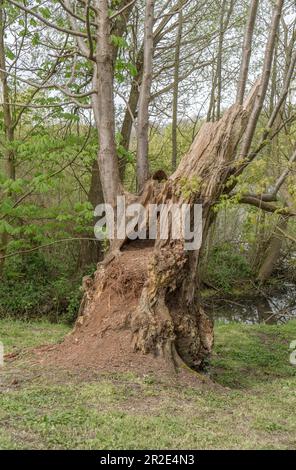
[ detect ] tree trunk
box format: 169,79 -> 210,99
119,64 -> 141,179
237,0 -> 284,163
119,2 -> 186,179
257,216 -> 288,284
136,0 -> 154,191
77,160 -> 104,268
236,0 -> 259,105
0,0 -> 15,275
207,0 -> 234,121
95,0 -> 121,206
257,185 -> 296,283
171,9 -> 183,172
52,90 -> 257,373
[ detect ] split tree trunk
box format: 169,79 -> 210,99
61,90 -> 258,373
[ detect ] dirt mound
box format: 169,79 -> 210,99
39,242 -> 174,374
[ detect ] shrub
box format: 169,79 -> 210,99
0,252 -> 89,323
202,243 -> 252,292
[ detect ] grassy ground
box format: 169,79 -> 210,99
0,319 -> 296,450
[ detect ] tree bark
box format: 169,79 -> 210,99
79,0 -> 135,265
95,0 -> 121,206
78,160 -> 104,268
257,166 -> 296,284
171,9 -> 183,172
257,216 -> 288,283
207,0 -> 234,121
236,0 -> 259,105
119,54 -> 143,179
136,0 -> 154,191
0,0 -> 15,275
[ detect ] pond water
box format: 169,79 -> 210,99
205,283 -> 296,324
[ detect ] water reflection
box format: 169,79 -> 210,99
205,283 -> 296,324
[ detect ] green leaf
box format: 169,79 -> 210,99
32,33 -> 40,46
5,47 -> 15,60
0,220 -> 14,235
111,35 -> 128,49
39,7 -> 51,19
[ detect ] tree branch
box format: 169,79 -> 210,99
7,0 -> 89,38
110,0 -> 137,20
272,147 -> 296,197
238,195 -> 296,216
58,0 -> 97,27
0,238 -> 100,260
276,227 -> 296,243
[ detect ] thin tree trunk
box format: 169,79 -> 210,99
207,0 -> 234,121
236,0 -> 259,105
136,0 -> 154,191
238,0 -> 284,162
0,0 -> 15,275
207,65 -> 217,122
95,0 -> 121,206
215,0 -> 227,120
171,9 -> 183,172
257,216 -> 288,283
120,2 -> 187,179
78,160 -> 104,268
269,36 -> 278,114
119,55 -> 143,180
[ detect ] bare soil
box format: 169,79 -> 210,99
36,242 -> 179,376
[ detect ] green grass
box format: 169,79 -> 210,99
0,319 -> 296,450
0,319 -> 69,353
211,321 -> 296,387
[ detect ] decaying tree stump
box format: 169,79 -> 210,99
54,89 -> 258,373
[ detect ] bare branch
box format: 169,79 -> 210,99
276,227 -> 296,243
63,0 -> 92,57
273,147 -> 296,196
0,238 -> 100,260
0,67 -> 96,98
110,0 -> 137,20
58,0 -> 97,27
86,0 -> 94,59
7,0 -> 89,38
